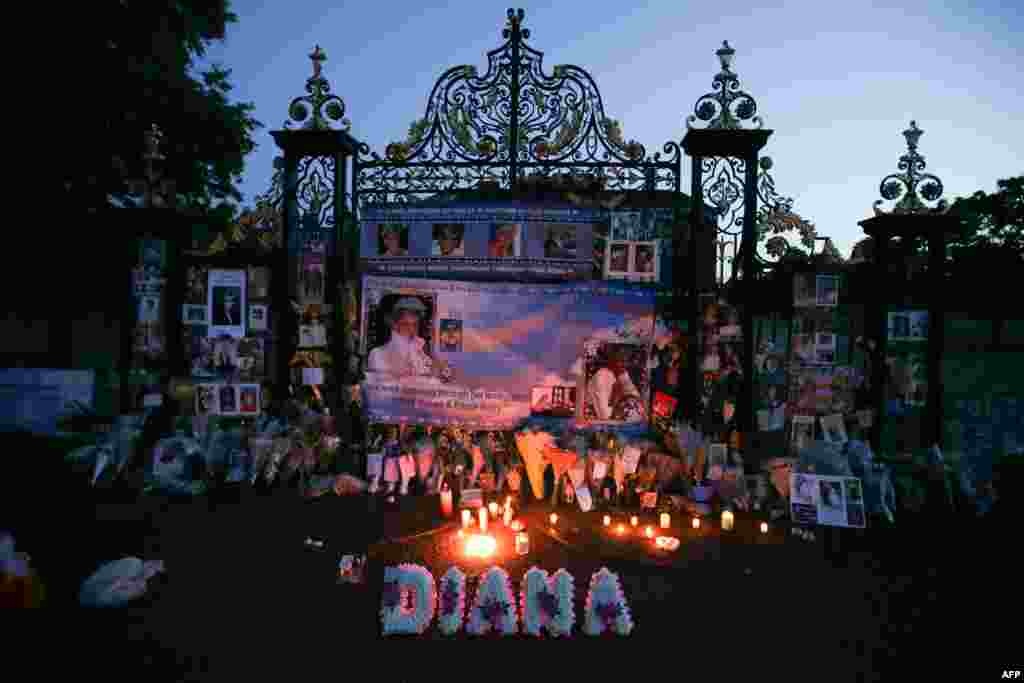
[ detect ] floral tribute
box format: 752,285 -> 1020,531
583,567 -> 634,636
466,567 -> 518,636
520,567 -> 575,637
437,566 -> 467,636
381,564 -> 436,636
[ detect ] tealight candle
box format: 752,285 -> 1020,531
479,507 -> 488,533
692,517 -> 700,530
549,513 -> 558,525
760,522 -> 769,534
461,509 -> 472,529
630,515 -> 639,527
603,515 -> 611,526
660,512 -> 670,529
515,532 -> 530,555
644,526 -> 654,538
721,509 -> 734,532
488,502 -> 499,519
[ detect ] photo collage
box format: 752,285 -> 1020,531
181,264 -> 275,416
603,211 -> 659,282
790,472 -> 866,529
787,271 -> 862,454
132,239 -> 168,364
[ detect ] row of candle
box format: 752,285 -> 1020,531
460,498 -> 516,533
597,511 -> 770,535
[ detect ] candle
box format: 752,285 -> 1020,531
660,512 -> 670,529
692,517 -> 700,530
479,507 -> 488,533
549,513 -> 558,525
510,520 -> 523,531
760,522 -> 769,534
488,502 -> 499,519
721,510 -> 734,532
457,529 -> 464,538
503,504 -> 513,527
461,509 -> 472,529
644,526 -> 654,538
630,515 -> 639,527
616,524 -> 626,535
603,515 -> 611,526
440,489 -> 453,518
515,532 -> 530,555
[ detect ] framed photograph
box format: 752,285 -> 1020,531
488,223 -> 522,257
299,242 -> 326,305
820,414 -> 848,445
378,223 -> 410,257
185,266 -> 208,305
364,291 -> 437,374
217,384 -> 238,416
544,225 -> 578,259
432,223 -> 465,257
248,303 -> 268,332
582,342 -> 650,423
887,310 -> 928,342
530,385 -> 577,418
299,321 -> 328,348
793,273 -> 816,308
790,415 -> 816,454
708,443 -> 728,470
239,384 -> 261,414
816,274 -> 839,306
439,319 -> 463,352
195,384 -> 216,415
183,304 -> 208,325
604,241 -> 658,281
247,267 -> 271,299
207,269 -> 246,338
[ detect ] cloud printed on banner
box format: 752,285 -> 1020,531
461,301 -> 569,353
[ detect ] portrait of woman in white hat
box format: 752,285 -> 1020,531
367,296 -> 437,379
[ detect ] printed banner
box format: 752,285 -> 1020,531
790,473 -> 866,528
360,275 -> 656,428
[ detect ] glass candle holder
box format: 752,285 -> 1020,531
692,517 -> 700,530
660,512 -> 670,529
478,507 -> 488,533
644,526 -> 654,538
630,515 -> 639,527
515,532 -> 529,555
461,509 -> 472,529
603,515 -> 611,526
721,510 -> 734,532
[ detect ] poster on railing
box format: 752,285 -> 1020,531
359,275 -> 656,428
790,472 -> 867,528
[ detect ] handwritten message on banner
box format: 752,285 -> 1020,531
359,275 -> 657,429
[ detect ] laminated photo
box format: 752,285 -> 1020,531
183,304 -> 208,325
207,269 -> 247,338
820,413 -> 848,445
248,303 -> 268,332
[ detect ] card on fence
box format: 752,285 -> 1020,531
398,455 -> 416,481
621,446 -> 641,475
640,491 -> 658,510
461,488 -> 483,508
478,472 -> 496,492
383,458 -> 399,483
366,452 -> 383,479
575,484 -> 593,512
568,459 -> 587,489
591,459 -> 608,482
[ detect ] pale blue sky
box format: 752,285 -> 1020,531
197,0 -> 1022,259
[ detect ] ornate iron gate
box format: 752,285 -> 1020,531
352,9 -> 682,212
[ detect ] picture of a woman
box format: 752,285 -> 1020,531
379,223 -> 408,257
432,224 -> 465,257
488,223 -> 520,257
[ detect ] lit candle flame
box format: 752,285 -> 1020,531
616,524 -> 626,534
692,517 -> 700,529
630,516 -> 639,527
644,526 -> 654,538
549,513 -> 558,525
760,522 -> 769,534
603,515 -> 611,526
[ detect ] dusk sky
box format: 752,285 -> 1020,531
196,1 -> 1022,259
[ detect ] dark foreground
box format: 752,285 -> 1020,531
8,485 -> 1019,682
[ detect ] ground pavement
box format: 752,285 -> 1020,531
11,486 -> 1018,682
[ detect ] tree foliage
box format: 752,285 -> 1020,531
945,175 -> 1023,265
61,1 -> 261,221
